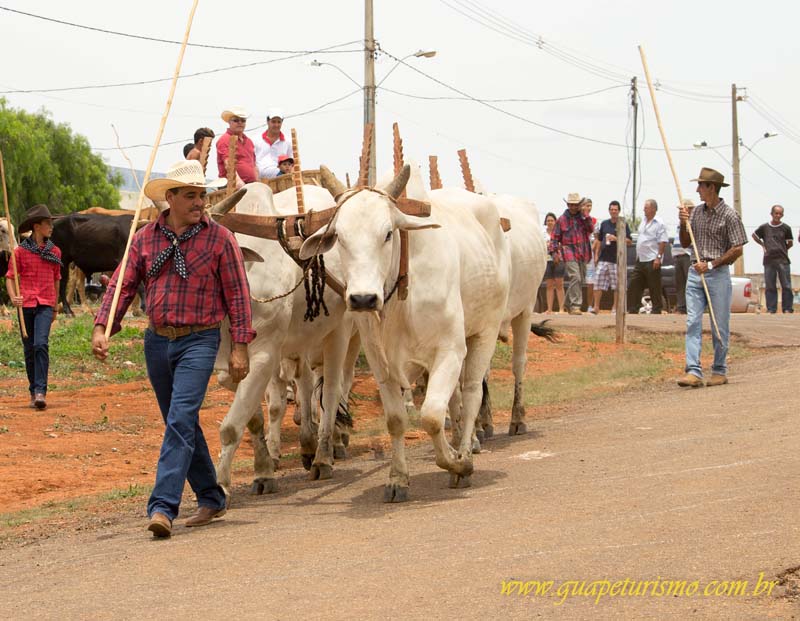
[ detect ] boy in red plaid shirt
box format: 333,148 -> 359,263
5,204 -> 62,410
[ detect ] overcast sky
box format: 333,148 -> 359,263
1,0 -> 798,272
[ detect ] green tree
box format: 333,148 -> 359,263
0,98 -> 121,224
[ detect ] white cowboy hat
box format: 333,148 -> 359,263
221,106 -> 249,123
564,192 -> 583,205
266,108 -> 284,120
144,160 -> 226,201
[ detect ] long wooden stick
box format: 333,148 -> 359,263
392,123 -> 409,301
638,45 -> 721,340
0,150 -> 27,338
225,133 -> 238,197
429,155 -> 442,190
291,128 -> 305,214
458,149 -> 475,192
198,136 -> 212,175
105,0 -> 200,338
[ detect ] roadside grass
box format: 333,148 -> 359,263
0,315 -> 147,385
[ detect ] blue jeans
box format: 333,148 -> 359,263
685,266 -> 732,378
21,305 -> 54,396
144,328 -> 226,521
764,262 -> 793,313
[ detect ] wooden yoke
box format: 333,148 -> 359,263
358,123 -> 374,188
225,133 -> 238,198
198,136 -> 212,175
458,148 -> 475,192
392,122 -> 409,300
291,128 -> 305,214
429,155 -> 442,190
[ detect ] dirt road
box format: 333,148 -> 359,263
1,344 -> 799,619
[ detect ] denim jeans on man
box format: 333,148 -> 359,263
685,265 -> 732,378
22,305 -> 53,397
563,260 -> 586,311
764,261 -> 793,313
144,328 -> 226,521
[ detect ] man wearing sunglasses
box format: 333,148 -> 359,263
216,106 -> 257,187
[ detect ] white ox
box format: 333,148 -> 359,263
300,165 -> 511,501
213,183 -> 354,498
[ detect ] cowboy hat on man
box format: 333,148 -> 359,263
145,161 -> 226,202
220,106 -> 249,123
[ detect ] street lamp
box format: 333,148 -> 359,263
740,132 -> 778,160
376,49 -> 437,87
308,59 -> 362,88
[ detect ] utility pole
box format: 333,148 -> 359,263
731,83 -> 744,275
631,77 -> 638,225
364,0 -> 376,185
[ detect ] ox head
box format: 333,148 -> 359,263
0,218 -> 13,254
300,164 -> 439,312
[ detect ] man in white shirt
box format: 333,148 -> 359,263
254,109 -> 293,179
628,199 -> 669,314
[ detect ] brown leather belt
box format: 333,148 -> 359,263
150,322 -> 221,340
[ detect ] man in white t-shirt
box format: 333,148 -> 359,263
628,199 -> 669,314
254,109 -> 293,179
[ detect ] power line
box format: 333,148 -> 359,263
378,83 -> 627,103
0,44 -> 356,95
743,147 -> 800,191
92,88 -> 362,151
0,5 -> 361,55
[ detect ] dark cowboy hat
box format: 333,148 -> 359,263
690,167 -> 729,187
18,204 -> 56,235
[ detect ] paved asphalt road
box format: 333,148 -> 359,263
1,315 -> 798,620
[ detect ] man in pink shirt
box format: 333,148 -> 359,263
5,204 -> 62,410
216,106 -> 257,186
255,109 -> 293,179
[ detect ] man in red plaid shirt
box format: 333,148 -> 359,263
92,160 -> 255,538
549,192 -> 594,314
5,204 -> 62,410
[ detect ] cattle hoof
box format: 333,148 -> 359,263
309,464 -> 333,481
448,473 -> 472,489
383,484 -> 409,503
483,424 -> 494,439
250,477 -> 277,495
333,445 -> 347,460
444,416 -> 451,430
508,421 -> 527,436
301,454 -> 314,471
471,437 -> 482,454
475,429 -> 485,444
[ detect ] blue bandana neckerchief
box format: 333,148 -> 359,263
146,222 -> 204,280
20,236 -> 63,266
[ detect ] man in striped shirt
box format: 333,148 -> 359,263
92,161 -> 255,537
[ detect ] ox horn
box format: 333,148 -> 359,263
208,187 -> 247,215
319,165 -> 347,200
383,164 -> 410,200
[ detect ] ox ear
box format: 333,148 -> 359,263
240,246 -> 264,263
393,210 -> 441,232
383,164 -> 410,199
298,226 -> 338,261
319,165 -> 347,200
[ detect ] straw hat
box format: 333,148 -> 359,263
144,161 -> 226,201
564,192 -> 583,205
19,204 -> 56,235
690,167 -> 729,187
221,106 -> 249,123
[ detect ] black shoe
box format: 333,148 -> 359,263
34,393 -> 47,410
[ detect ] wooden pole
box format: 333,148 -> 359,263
104,0 -> 200,339
457,149 -> 475,192
0,150 -> 27,338
392,123 -> 409,301
358,123 -> 374,187
637,45 -> 721,340
616,216 -> 627,344
429,155 -> 442,190
225,133 -> 238,197
291,128 -> 305,214
198,136 -> 212,175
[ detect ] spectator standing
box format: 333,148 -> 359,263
628,199 -> 669,314
549,193 -> 594,315
542,212 -> 566,313
5,205 -> 62,410
255,109 -> 293,179
672,198 -> 695,314
581,198 -> 598,313
593,200 -> 632,313
752,204 -> 794,313
216,106 -> 257,186
677,167 -> 747,388
92,161 -> 255,537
